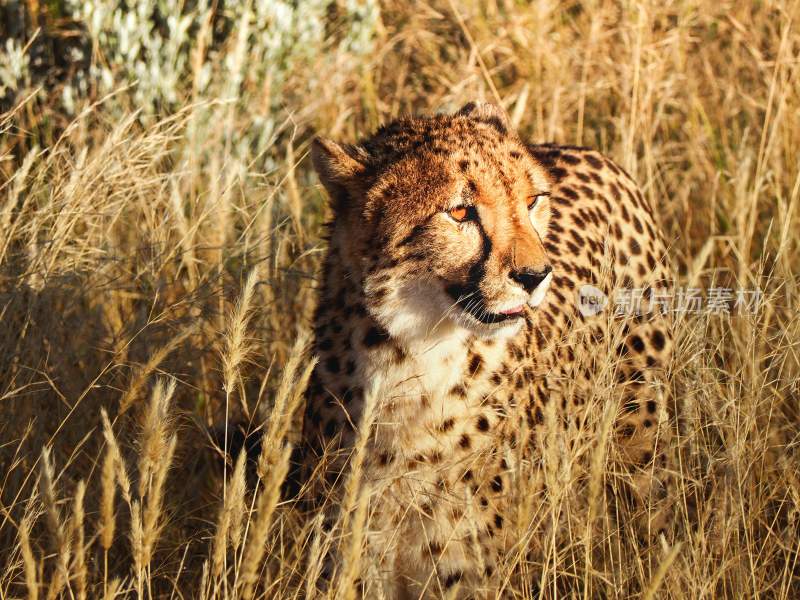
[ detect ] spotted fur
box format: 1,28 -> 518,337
301,102 -> 673,598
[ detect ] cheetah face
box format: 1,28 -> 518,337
312,102 -> 553,343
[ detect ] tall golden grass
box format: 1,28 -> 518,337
1,0 -> 798,597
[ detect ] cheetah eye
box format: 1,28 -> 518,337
446,205 -> 475,223
527,193 -> 549,210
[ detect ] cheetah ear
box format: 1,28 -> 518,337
311,137 -> 367,209
457,101 -> 510,135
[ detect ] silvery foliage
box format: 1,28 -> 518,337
0,37 -> 30,100
2,0 -> 378,154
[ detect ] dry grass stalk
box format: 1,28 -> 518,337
335,488 -> 370,600
643,542 -> 683,600
138,378 -> 176,500
103,577 -> 121,600
70,480 -> 88,600
0,146 -> 38,265
19,512 -> 39,600
334,379 -> 381,545
211,449 -> 247,578
40,447 -> 70,600
238,443 -> 292,600
99,433 -> 117,597
198,560 -> 210,600
39,448 -> 65,554
303,513 -> 328,600
256,334 -> 314,480
100,409 -> 133,507
227,450 -> 248,555
582,359 -> 620,595
99,446 -> 117,551
141,433 -> 177,568
219,267 -> 261,496
221,267 -> 260,396
130,500 -> 144,597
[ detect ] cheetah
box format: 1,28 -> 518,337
300,102 -> 673,598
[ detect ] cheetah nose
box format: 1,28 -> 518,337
510,265 -> 552,293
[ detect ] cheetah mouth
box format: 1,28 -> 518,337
444,284 -> 527,326
467,308 -> 525,325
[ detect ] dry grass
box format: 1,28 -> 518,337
1,0 -> 799,597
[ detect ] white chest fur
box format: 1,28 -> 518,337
356,328 -> 508,457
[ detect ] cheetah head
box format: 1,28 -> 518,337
312,102 -> 553,343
